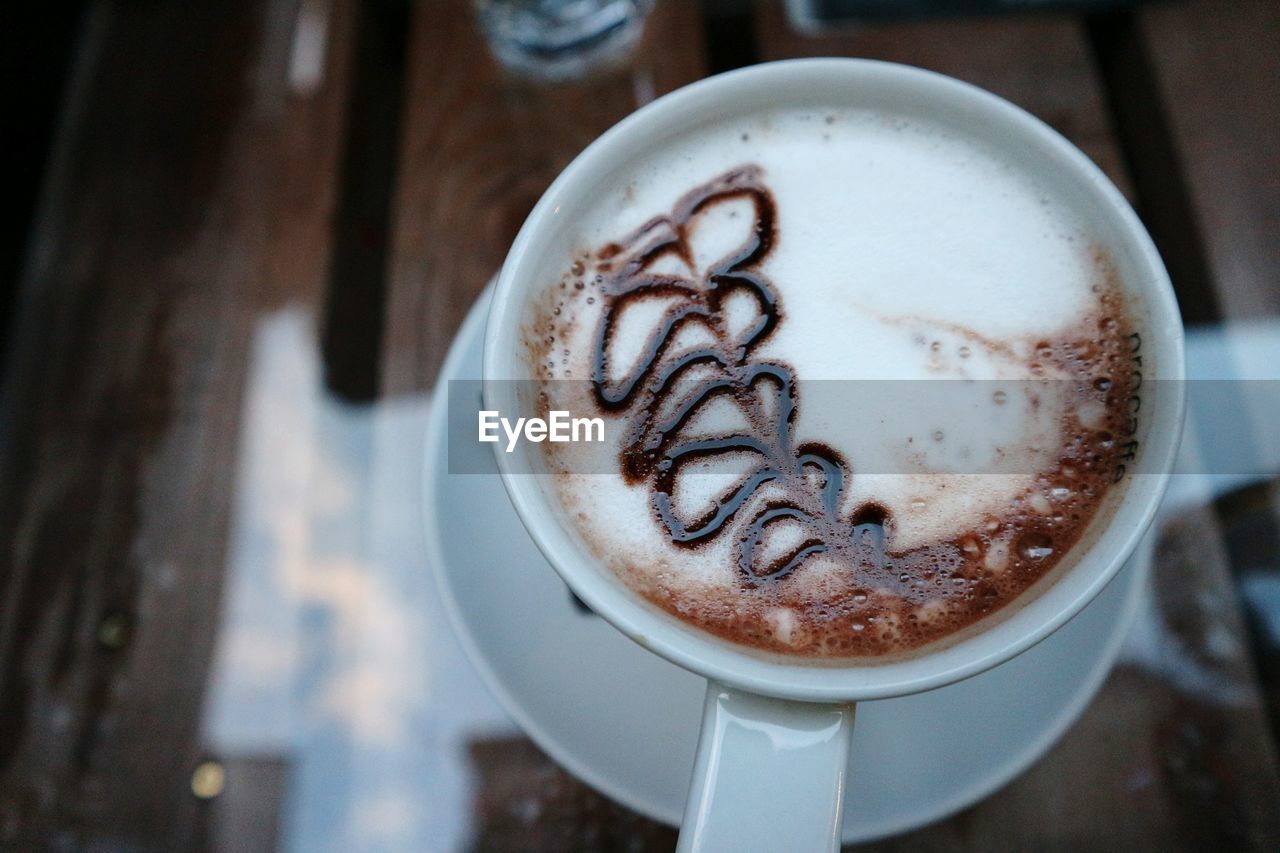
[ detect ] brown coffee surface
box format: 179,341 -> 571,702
530,166 -> 1140,658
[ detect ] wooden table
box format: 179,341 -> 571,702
2,0 -> 1278,849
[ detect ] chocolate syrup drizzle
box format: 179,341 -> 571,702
590,167 -> 888,588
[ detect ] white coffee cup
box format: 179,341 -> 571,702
482,59 -> 1185,852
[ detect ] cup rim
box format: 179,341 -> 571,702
482,57 -> 1185,702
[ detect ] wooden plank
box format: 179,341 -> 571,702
257,0 -> 360,312
0,0 -> 357,847
756,1 -> 1132,200
1128,0 -> 1280,766
1217,478 -> 1280,750
193,1 -> 358,850
1084,9 -> 1221,326
382,0 -> 707,396
466,736 -> 679,851
1136,0 -> 1280,320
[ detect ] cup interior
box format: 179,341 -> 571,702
483,58 -> 1184,702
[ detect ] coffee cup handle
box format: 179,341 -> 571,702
677,681 -> 856,853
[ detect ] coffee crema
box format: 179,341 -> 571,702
526,108 -> 1140,658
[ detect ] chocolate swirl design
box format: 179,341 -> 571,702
590,166 -> 889,589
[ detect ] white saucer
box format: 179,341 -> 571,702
424,287 -> 1150,844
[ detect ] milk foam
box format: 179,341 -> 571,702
527,106 -> 1135,656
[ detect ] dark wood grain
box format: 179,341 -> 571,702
0,0 -> 357,847
1127,0 -> 1280,755
1136,0 -> 1280,321
382,0 -> 707,396
756,1 -> 1132,199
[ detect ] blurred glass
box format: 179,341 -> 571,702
473,0 -> 656,80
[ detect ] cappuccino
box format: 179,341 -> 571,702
525,106 -> 1139,658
